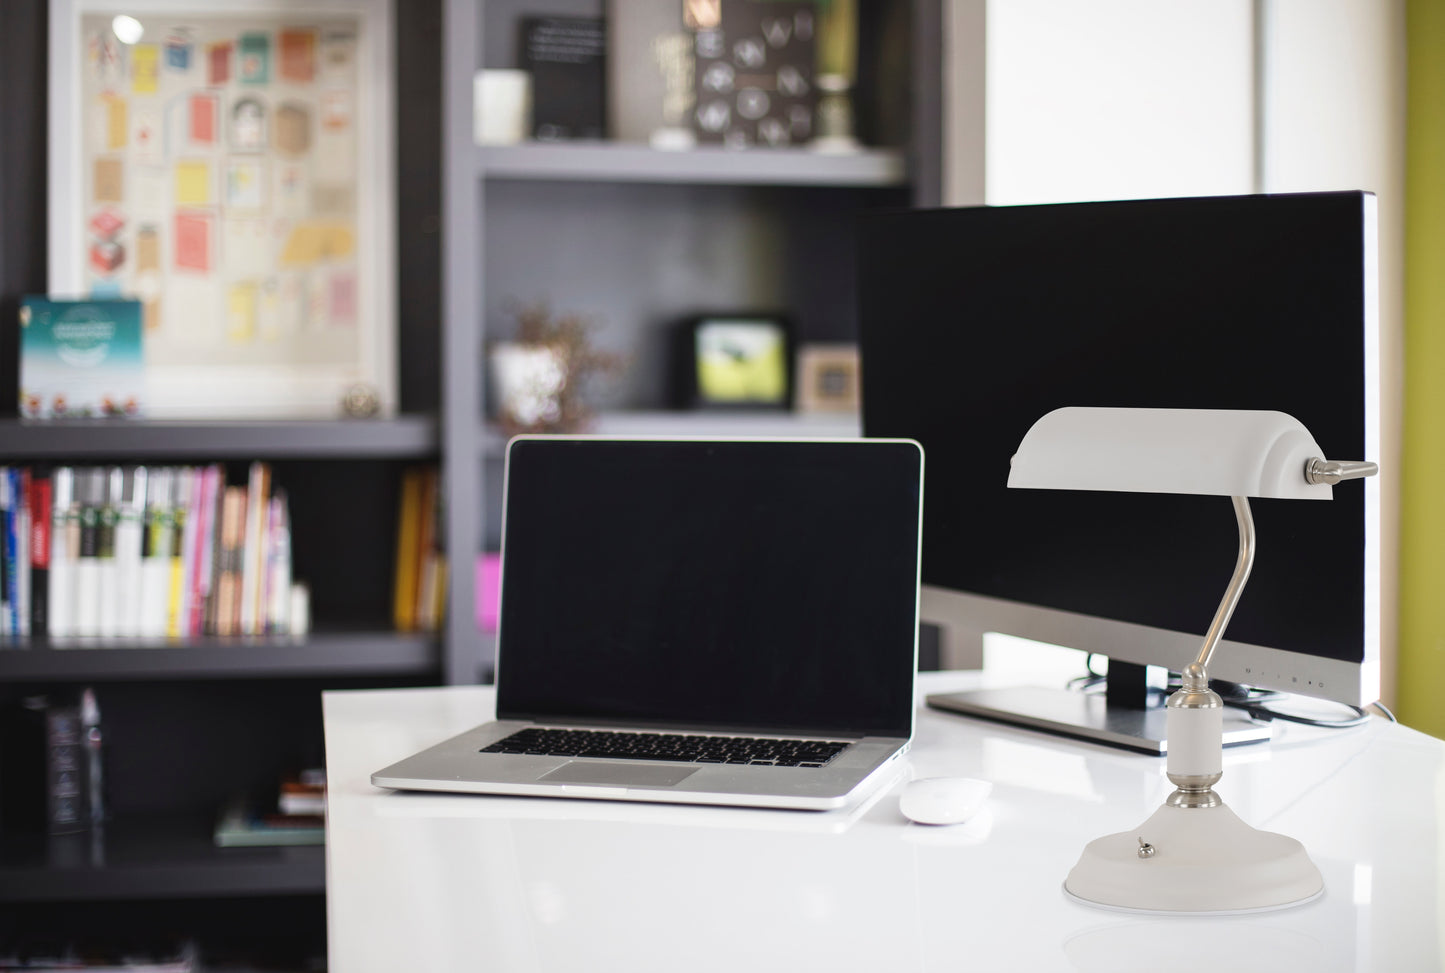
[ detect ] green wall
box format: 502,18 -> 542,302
1400,0 -> 1445,737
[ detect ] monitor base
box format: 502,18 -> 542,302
926,686 -> 1272,754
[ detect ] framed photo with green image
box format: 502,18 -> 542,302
678,314 -> 793,410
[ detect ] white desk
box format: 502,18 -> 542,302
323,671 -> 1444,972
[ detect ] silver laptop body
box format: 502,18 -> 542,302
373,436 -> 924,811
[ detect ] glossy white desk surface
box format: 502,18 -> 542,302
323,671 -> 1444,973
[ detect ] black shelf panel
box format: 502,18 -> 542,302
0,631 -> 439,681
0,814 -> 324,902
0,416 -> 439,460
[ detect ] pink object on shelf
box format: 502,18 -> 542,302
476,553 -> 501,632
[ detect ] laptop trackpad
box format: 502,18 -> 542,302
540,762 -> 699,788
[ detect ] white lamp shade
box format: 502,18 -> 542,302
1007,407 -> 1332,500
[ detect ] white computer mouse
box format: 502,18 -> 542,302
899,776 -> 993,826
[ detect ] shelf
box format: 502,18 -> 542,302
477,142 -> 908,187
0,813 -> 324,902
0,631 -> 439,681
0,416 -> 439,460
480,410 -> 862,457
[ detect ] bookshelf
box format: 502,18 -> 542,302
0,0 -> 943,963
0,813 -> 325,902
443,0 -> 944,684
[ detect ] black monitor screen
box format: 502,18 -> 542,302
495,438 -> 923,737
860,192 -> 1372,666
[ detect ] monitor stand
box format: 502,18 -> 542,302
927,661 -> 1272,755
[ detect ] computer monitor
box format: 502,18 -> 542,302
859,191 -> 1381,753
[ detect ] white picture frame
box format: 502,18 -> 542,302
48,0 -> 395,419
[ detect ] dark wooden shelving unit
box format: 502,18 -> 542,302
0,0 -> 943,960
0,813 -> 324,902
0,416 -> 438,460
0,631 -> 438,681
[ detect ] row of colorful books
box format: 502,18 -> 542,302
393,465 -> 447,633
0,462 -> 307,641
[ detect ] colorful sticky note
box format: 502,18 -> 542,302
132,44 -> 159,94
275,103 -> 311,156
227,283 -> 258,342
175,160 -> 212,206
174,211 -> 212,272
136,226 -> 161,272
225,160 -> 265,210
329,271 -> 356,325
279,29 -> 317,82
278,223 -> 323,267
93,157 -> 123,203
207,42 -> 233,85
239,32 -> 270,84
165,34 -> 193,71
103,94 -> 128,150
190,94 -> 217,145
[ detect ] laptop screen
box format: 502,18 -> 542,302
495,438 -> 923,738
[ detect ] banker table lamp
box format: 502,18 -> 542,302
1008,407 -> 1377,914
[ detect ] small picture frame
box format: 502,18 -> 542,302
795,344 -> 860,414
675,314 -> 792,409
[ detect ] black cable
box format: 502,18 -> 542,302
1065,660 -> 1381,729
1228,698 -> 1372,729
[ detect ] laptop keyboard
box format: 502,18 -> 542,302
481,727 -> 850,768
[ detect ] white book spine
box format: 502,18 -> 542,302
172,468 -> 199,638
97,467 -> 122,638
74,469 -> 104,638
265,495 -> 291,634
140,468 -> 173,639
115,467 -> 147,638
48,468 -> 74,639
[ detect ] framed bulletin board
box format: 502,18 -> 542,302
48,0 -> 395,418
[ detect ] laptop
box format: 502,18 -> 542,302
373,436 -> 924,811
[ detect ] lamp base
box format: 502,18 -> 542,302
1064,800 -> 1323,915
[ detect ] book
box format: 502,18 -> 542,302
166,469 -> 195,638
28,469 -> 51,638
75,469 -> 105,637
115,467 -> 148,638
188,465 -> 222,638
139,468 -> 174,639
214,486 -> 246,637
48,468 -> 76,639
239,462 -> 270,636
607,0 -> 693,145
691,0 -> 818,148
45,703 -> 86,834
214,797 -> 324,847
18,297 -> 144,419
15,469 -> 30,637
392,468 -> 424,631
277,770 -> 326,816
264,492 -> 291,634
519,16 -> 607,140
2,469 -> 15,636
96,468 -> 121,637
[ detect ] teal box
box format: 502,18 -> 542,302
19,297 -> 145,419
